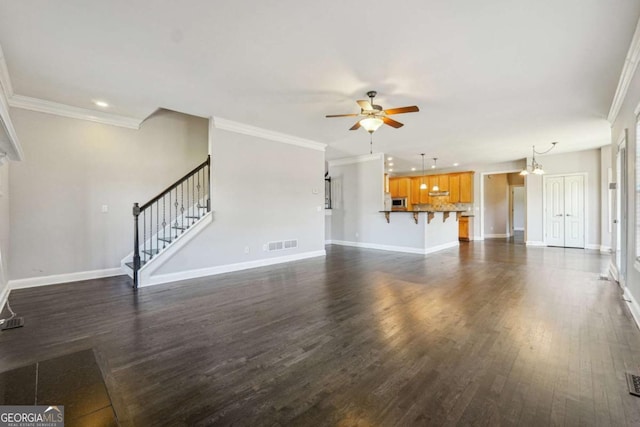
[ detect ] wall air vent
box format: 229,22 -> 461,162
267,239 -> 298,251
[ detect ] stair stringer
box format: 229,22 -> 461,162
121,211 -> 213,284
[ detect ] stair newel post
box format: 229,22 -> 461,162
132,202 -> 141,290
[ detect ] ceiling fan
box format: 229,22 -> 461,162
326,91 -> 419,133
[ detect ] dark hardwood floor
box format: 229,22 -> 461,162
1,241 -> 639,426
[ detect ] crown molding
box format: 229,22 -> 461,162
608,17 -> 640,124
9,95 -> 143,129
327,152 -> 383,167
212,116 -> 326,151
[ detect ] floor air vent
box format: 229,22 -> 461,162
627,373 -> 640,397
268,239 -> 298,252
2,317 -> 24,331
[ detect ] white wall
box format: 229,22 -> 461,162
483,173 -> 509,237
611,51 -> 640,313
152,127 -> 326,277
329,154 -> 424,250
525,148 -> 602,248
8,108 -> 208,281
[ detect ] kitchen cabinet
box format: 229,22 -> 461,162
449,174 -> 460,203
410,177 -> 427,205
389,177 -> 411,198
459,216 -> 473,241
459,172 -> 474,203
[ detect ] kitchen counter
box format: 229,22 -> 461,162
379,209 -> 466,224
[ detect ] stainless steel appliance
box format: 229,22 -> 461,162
391,197 -> 408,210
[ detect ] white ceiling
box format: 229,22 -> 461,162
0,1 -> 638,171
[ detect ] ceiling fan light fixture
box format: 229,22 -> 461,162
360,117 -> 384,133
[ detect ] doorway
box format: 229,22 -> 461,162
509,185 -> 525,244
543,174 -> 586,248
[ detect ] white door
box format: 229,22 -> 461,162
544,175 -> 585,248
564,175 -> 585,248
545,177 -> 565,246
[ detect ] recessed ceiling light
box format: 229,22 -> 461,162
94,100 -> 109,108
431,165 -> 436,169
411,167 -> 416,171
453,162 -> 459,166
388,162 -> 394,166
387,157 -> 393,161
388,168 -> 393,172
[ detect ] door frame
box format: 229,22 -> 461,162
479,169 -> 522,240
614,131 -> 627,286
542,172 -> 588,248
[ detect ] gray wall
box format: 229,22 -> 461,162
483,173 -> 509,237
525,148 -> 602,247
9,108 -> 208,280
154,128 -> 325,275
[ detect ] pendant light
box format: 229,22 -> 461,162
428,157 -> 450,197
419,154 -> 427,190
520,142 -> 558,176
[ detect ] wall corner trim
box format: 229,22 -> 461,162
8,95 -> 143,129
8,267 -> 124,290
327,153 -> 384,167
212,117 -> 327,151
0,284 -> 9,316
609,17 -> 640,123
0,43 -> 24,161
624,288 -> 640,331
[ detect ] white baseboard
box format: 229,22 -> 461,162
0,283 -> 9,314
325,240 -> 333,245
329,240 -> 459,255
600,246 -> 612,253
485,234 -> 509,238
513,227 -> 525,231
525,241 -> 546,247
142,250 -> 327,288
8,267 -> 123,290
585,244 -> 601,251
624,288 -> 640,331
609,260 -> 619,283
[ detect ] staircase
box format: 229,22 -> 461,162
122,156 -> 211,288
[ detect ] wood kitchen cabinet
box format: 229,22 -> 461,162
449,174 -> 460,203
459,216 -> 473,241
459,172 -> 474,203
389,177 -> 411,198
410,177 -> 428,205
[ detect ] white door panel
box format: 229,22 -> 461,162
564,175 -> 584,248
544,175 -> 585,248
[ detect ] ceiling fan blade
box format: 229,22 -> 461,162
326,113 -> 360,118
357,100 -> 374,111
382,116 -> 404,128
383,106 -> 420,115
349,121 -> 361,130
